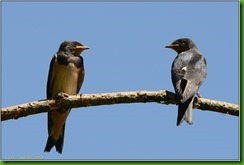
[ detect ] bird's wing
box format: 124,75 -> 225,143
46,54 -> 58,98
76,56 -> 85,93
182,54 -> 207,102
171,51 -> 207,102
45,53 -> 60,152
171,52 -> 192,99
184,53 -> 207,85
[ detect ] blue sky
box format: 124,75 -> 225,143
2,2 -> 239,160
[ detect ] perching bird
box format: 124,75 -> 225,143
44,41 -> 89,153
165,38 -> 207,126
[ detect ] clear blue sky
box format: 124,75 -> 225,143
2,2 -> 239,160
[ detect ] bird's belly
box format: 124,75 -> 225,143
52,63 -> 79,97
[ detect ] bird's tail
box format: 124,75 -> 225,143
177,96 -> 194,126
44,124 -> 66,154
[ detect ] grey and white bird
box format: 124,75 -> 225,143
165,38 -> 207,126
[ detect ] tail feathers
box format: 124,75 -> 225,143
44,113 -> 65,154
44,123 -> 65,154
177,96 -> 194,126
44,136 -> 64,154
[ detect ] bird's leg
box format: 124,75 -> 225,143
196,92 -> 202,98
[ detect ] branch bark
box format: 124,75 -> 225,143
1,90 -> 239,121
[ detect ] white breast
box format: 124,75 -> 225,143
52,62 -> 80,97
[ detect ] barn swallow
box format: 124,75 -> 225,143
44,41 -> 89,153
165,38 -> 207,126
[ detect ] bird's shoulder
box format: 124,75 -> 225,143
171,49 -> 207,82
172,49 -> 205,70
55,51 -> 84,68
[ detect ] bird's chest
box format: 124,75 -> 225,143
52,63 -> 79,96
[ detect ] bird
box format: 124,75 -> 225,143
44,41 -> 89,153
165,38 -> 207,126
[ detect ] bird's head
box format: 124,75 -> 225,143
165,38 -> 197,54
59,41 -> 89,56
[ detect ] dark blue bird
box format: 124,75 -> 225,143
166,38 -> 207,126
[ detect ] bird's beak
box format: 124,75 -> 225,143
165,43 -> 179,48
76,45 -> 90,50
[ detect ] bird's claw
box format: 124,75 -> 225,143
56,92 -> 69,99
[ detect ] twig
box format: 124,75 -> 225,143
1,90 -> 239,121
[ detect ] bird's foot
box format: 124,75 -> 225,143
56,92 -> 69,99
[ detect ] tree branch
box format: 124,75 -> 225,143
1,90 -> 239,121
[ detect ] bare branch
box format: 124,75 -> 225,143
1,90 -> 239,121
